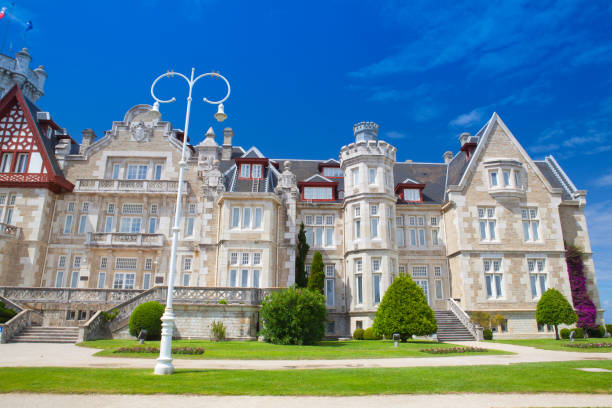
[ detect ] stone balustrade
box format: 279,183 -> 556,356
446,298 -> 484,341
0,308 -> 42,343
0,287 -> 143,304
0,223 -> 20,239
85,232 -> 164,248
74,179 -> 190,195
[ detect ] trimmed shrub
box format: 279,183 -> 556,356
571,327 -> 584,339
535,288 -> 577,340
307,251 -> 325,294
259,286 -> 327,345
353,328 -> 364,340
363,327 -> 382,340
560,328 -> 571,340
0,302 -> 17,324
483,329 -> 493,340
210,320 -> 226,341
587,325 -> 605,338
372,274 -> 437,341
128,301 -> 165,339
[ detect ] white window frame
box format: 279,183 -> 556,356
522,208 -> 540,242
483,258 -> 504,299
97,272 -> 106,289
528,258 -> 547,298
478,207 -> 497,242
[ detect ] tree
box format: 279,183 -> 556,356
128,301 -> 165,339
372,274 -> 437,341
295,223 -> 310,287
536,288 -> 577,340
470,311 -> 492,329
307,251 -> 325,293
259,286 -> 327,345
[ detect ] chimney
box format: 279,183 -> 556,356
222,127 -> 234,160
443,151 -> 453,164
459,132 -> 471,146
80,128 -> 96,154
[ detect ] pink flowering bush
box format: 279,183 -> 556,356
420,347 -> 487,354
565,245 -> 597,330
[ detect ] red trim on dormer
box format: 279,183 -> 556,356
298,180 -> 338,202
395,182 -> 425,203
235,157 -> 269,180
461,142 -> 477,160
318,161 -> 340,172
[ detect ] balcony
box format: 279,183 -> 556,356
85,232 -> 165,248
0,223 -> 20,239
74,179 -> 190,195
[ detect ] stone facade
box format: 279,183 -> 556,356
0,51 -> 603,339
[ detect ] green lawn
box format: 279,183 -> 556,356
78,339 -> 510,360
0,361 -> 610,395
491,337 -> 612,352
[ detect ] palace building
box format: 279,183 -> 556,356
0,49 -> 603,341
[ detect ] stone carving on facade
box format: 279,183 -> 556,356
129,121 -> 153,143
201,160 -> 226,199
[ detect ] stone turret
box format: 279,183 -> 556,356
80,129 -> 96,154
0,48 -> 46,101
196,127 -> 220,170
222,127 -> 234,160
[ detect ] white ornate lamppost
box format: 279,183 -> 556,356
151,68 -> 230,375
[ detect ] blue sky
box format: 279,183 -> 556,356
6,0 -> 612,317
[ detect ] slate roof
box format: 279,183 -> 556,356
394,162 -> 447,204
534,160 -> 574,200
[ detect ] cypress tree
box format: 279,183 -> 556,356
295,223 -> 309,287
307,251 -> 325,293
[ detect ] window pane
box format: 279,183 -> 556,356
355,220 -> 361,239
431,229 -> 439,245
404,189 -> 420,201
326,278 -> 335,306
371,218 -> 378,238
532,221 -> 539,241
530,275 -> 538,297
306,227 -> 313,246
304,187 -> 332,200
143,274 -> 151,290
396,228 -> 404,246
419,229 -> 425,246
183,274 -> 190,286
70,271 -> 79,288
410,229 -> 417,246
495,275 -> 503,297
241,269 -> 249,287
232,207 -> 240,228
252,164 -> 262,178
539,275 -> 547,295
485,275 -> 493,297
368,168 -> 376,184
240,164 -> 250,178
325,227 -> 333,246
64,215 -> 73,234
490,172 -> 498,186
186,218 -> 194,236
480,221 -> 487,240
373,275 -> 381,303
78,215 -> 87,235
98,272 -> 106,289
253,270 -> 260,288
242,208 -> 251,228
55,271 -> 64,288
149,217 -> 157,233
523,221 -> 530,240
489,221 -> 496,240
503,171 -> 510,186
154,165 -> 162,180
229,270 -> 237,287
315,227 -> 323,246
125,274 -> 135,289
356,275 -> 363,304
435,280 -> 443,299
254,208 -> 263,228
138,165 -> 147,179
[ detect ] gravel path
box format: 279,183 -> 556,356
0,393 -> 610,408
0,341 -> 610,370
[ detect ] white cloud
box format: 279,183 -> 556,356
449,109 -> 483,127
384,131 -> 406,139
594,171 -> 612,187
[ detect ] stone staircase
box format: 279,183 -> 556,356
435,310 -> 476,342
10,325 -> 79,343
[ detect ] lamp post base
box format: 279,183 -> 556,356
154,308 -> 176,375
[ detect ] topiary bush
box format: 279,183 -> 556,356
129,301 -> 165,339
587,325 -> 605,338
259,286 -> 327,345
483,329 -> 493,340
372,274 -> 437,341
363,327 -> 382,340
0,302 -> 17,324
560,328 -> 571,339
353,328 -> 364,340
535,288 -> 577,340
571,327 -> 584,339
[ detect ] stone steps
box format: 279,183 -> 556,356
10,326 -> 79,344
435,311 -> 476,342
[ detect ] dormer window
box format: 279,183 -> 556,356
304,187 -> 333,200
15,153 -> 28,173
403,189 -> 420,202
252,164 -> 262,179
322,167 -> 343,178
240,163 -> 250,178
